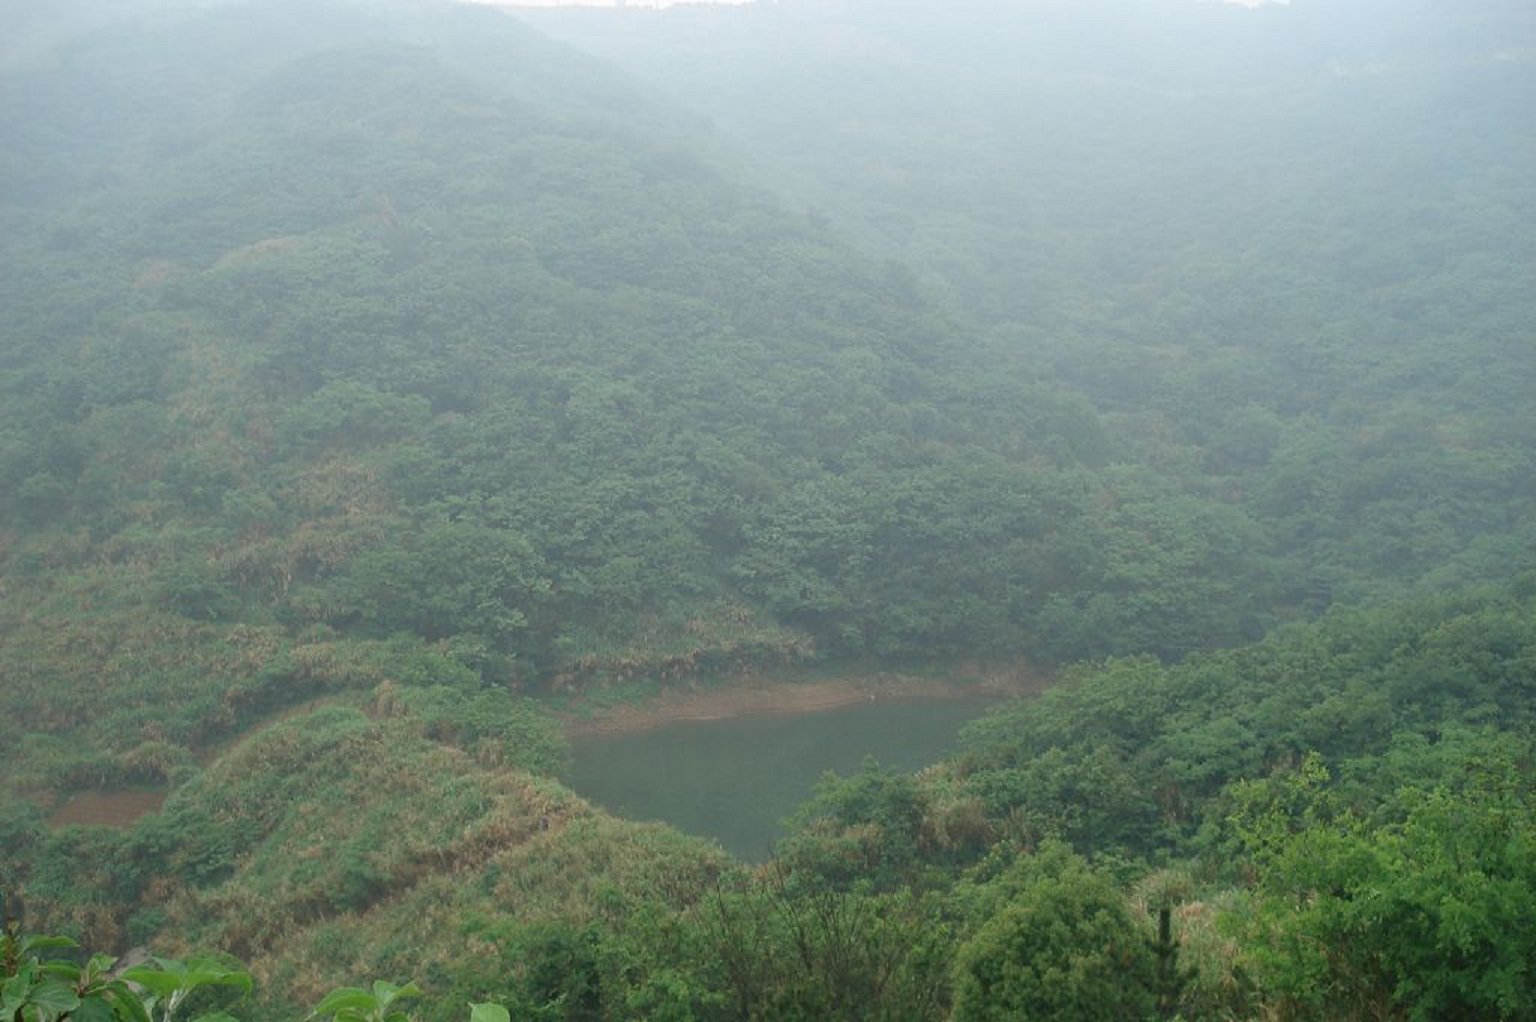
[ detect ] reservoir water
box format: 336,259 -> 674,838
568,695 -> 997,860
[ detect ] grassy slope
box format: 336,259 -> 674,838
21,703 -> 723,1014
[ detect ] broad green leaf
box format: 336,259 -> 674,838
4,964 -> 38,1014
468,1003 -> 509,1022
119,969 -> 182,999
84,955 -> 119,984
37,964 -> 80,983
368,977 -> 417,1008
19,938 -> 77,960
180,966 -> 251,996
371,982 -> 420,1014
311,988 -> 376,1017
27,980 -> 81,1019
100,984 -> 153,1022
3,992 -> 28,1020
72,995 -> 119,1022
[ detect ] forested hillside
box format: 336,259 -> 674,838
4,0 -> 1534,1019
6,0 -> 1532,799
525,0 -> 1536,646
0,0 -> 1073,800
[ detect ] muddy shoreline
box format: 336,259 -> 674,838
561,668 -> 1050,738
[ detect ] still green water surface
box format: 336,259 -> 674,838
568,695 -> 996,860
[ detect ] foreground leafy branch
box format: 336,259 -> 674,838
1,929 -> 502,1022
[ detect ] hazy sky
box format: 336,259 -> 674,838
471,0 -> 1289,7
475,0 -> 753,8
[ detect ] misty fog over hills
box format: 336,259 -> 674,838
2,1 -> 1533,1019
